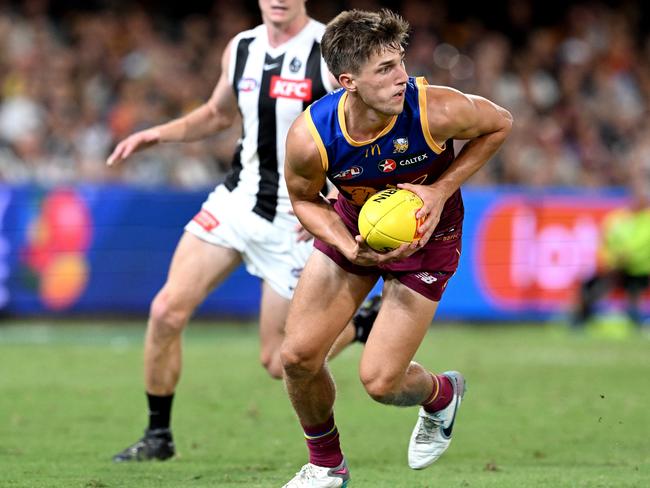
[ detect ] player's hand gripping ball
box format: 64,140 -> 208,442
358,188 -> 424,252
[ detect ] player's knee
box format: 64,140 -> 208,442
280,343 -> 321,380
360,370 -> 401,404
261,350 -> 284,380
265,363 -> 284,380
149,291 -> 191,335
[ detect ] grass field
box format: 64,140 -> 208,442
1,321 -> 649,487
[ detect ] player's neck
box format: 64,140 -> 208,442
265,15 -> 309,48
343,92 -> 396,142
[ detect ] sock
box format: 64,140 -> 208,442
422,374 -> 454,413
147,392 -> 174,431
352,314 -> 370,343
352,295 -> 380,343
302,415 -> 344,468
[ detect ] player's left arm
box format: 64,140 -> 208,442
399,86 -> 513,246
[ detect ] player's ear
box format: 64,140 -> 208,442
338,73 -> 357,92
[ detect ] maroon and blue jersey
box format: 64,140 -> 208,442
304,76 -> 463,231
304,77 -> 464,301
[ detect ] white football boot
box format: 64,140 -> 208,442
408,371 -> 466,469
282,458 -> 350,487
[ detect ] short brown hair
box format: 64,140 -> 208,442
321,9 -> 410,77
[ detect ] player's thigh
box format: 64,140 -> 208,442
285,249 -> 377,359
238,213 -> 313,301
254,234 -> 310,359
359,277 -> 439,381
163,232 -> 242,308
259,280 -> 290,352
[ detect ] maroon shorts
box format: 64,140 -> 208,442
314,224 -> 462,302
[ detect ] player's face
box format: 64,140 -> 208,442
258,0 -> 307,26
349,47 -> 409,116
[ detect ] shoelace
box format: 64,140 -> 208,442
127,436 -> 163,455
126,440 -> 146,454
415,414 -> 443,443
286,464 -> 318,485
299,464 -> 317,480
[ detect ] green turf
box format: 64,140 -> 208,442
1,322 -> 649,487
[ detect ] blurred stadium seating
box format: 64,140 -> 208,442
0,0 -> 648,319
2,0 -> 650,188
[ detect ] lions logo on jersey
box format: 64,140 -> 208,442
393,137 -> 409,153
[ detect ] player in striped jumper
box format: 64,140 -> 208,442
107,0 -> 378,462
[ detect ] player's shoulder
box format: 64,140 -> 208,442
287,113 -> 322,160
231,23 -> 266,44
303,89 -> 344,139
306,17 -> 327,36
419,82 -> 477,127
420,82 -> 470,105
287,112 -> 311,143
309,87 -> 344,112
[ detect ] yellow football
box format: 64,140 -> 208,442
358,188 -> 424,252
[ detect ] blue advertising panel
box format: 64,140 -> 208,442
0,185 -> 645,320
1,185 -> 260,317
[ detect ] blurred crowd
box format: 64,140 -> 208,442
0,0 -> 649,189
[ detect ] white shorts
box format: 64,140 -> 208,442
184,185 -> 313,300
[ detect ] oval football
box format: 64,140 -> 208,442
358,189 -> 423,252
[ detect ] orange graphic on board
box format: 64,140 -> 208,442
22,189 -> 92,310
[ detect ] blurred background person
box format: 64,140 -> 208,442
572,181 -> 650,329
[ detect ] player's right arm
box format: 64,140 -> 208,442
107,38 -> 240,166
285,115 -> 417,266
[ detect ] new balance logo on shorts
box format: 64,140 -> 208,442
415,272 -> 438,284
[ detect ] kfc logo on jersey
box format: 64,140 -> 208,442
378,159 -> 397,172
237,78 -> 258,92
270,76 -> 312,101
333,166 -> 364,180
393,137 -> 409,153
